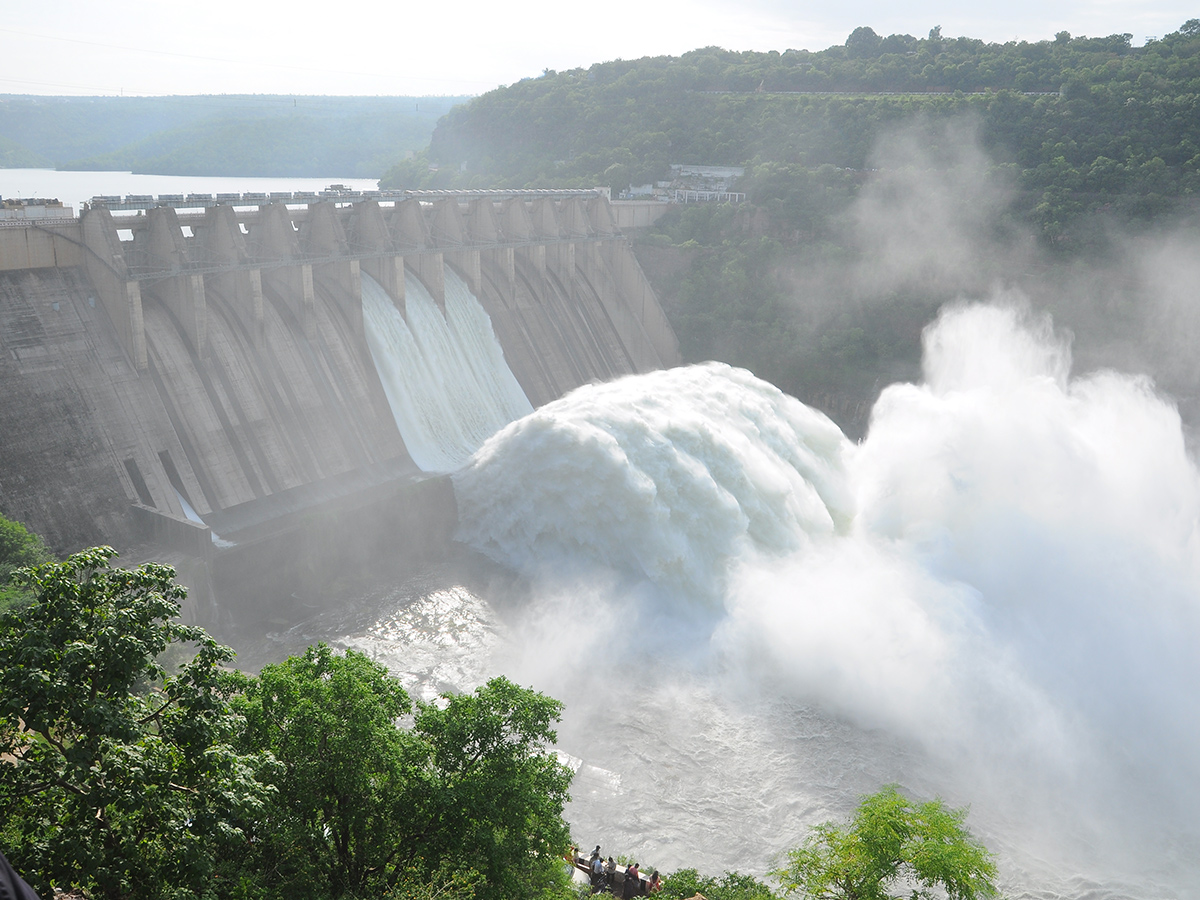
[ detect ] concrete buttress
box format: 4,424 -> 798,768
351,200 -> 405,316
254,202 -> 315,338
196,204 -> 264,347
144,206 -> 208,359
433,199 -> 482,298
303,201 -> 363,338
81,207 -> 147,370
390,199 -> 444,312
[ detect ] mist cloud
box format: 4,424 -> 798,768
449,299 -> 1200,896
850,117 -> 1030,296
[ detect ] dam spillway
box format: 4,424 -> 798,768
0,192 -> 679,573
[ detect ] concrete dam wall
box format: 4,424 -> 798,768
0,193 -> 679,564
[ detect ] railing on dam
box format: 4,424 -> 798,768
86,187 -> 606,213
0,192 -> 644,284
672,190 -> 746,203
84,195 -> 621,284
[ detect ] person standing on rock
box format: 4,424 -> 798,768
623,862 -> 640,899
591,853 -> 606,892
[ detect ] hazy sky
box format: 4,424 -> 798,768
3,1 -> 1196,98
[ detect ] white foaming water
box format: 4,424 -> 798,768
455,364 -> 855,604
361,269 -> 531,472
441,302 -> 1200,899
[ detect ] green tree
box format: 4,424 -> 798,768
661,869 -> 777,900
773,786 -> 998,900
0,512 -> 53,613
0,546 -> 272,900
236,648 -> 574,900
412,677 -> 574,900
234,643 -> 421,900
846,27 -> 883,58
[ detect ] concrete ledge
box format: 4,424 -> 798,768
0,221 -> 84,270
130,503 -> 212,559
609,201 -> 672,231
203,455 -> 421,544
207,473 -> 459,623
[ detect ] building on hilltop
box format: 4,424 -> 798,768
668,164 -> 745,193
616,164 -> 747,203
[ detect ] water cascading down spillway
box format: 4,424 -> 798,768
361,268 -> 533,472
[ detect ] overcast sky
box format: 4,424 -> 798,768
3,1 -> 1196,98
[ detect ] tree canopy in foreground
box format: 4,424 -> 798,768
0,548 -> 575,900
773,786 -> 998,900
0,546 -> 270,900
0,547 -> 999,900
234,647 -> 574,900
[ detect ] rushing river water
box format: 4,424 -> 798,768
248,298 -> 1200,900
362,270 -> 532,472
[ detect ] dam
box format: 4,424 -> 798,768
6,192 -> 1200,900
0,190 -> 679,605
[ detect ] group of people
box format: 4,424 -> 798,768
575,845 -> 661,897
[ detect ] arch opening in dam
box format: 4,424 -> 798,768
0,190 -> 680,616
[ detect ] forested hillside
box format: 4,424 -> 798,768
384,21 -> 1200,234
0,94 -> 468,177
384,21 -> 1200,437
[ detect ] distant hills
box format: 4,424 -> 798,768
0,94 -> 469,178
10,19 -> 1199,205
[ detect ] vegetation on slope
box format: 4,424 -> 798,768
773,786 -> 997,900
0,95 -> 468,177
382,20 -> 1200,236
0,548 -> 268,900
652,785 -> 999,900
0,511 -> 53,613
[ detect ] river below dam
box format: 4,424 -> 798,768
219,300 -> 1200,900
